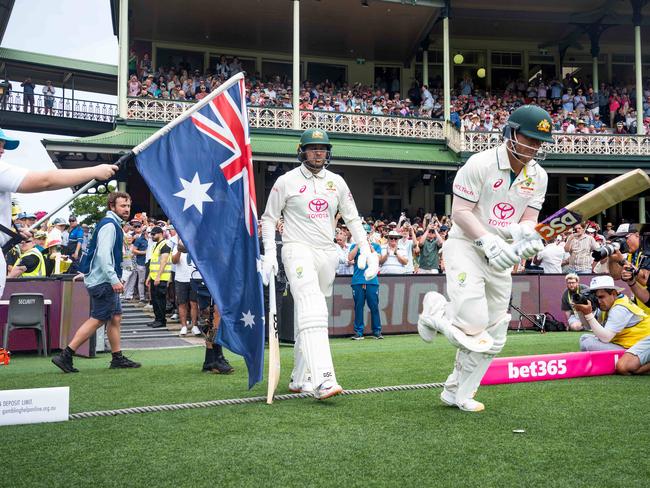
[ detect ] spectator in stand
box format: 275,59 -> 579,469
397,221 -> 418,274
349,235 -> 382,340
534,236 -> 567,274
417,218 -> 444,273
21,77 -> 35,113
564,222 -> 599,273
421,85 -> 434,115
379,230 -> 408,274
128,75 -> 142,97
42,81 -> 56,116
335,230 -> 353,275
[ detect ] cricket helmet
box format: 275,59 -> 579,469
506,105 -> 554,143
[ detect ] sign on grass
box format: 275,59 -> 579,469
0,387 -> 69,426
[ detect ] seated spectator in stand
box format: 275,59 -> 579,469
575,275 -> 650,352
379,230 -> 407,274
564,222 -> 598,273
534,236 -> 567,274
560,273 -> 590,331
348,236 -> 382,340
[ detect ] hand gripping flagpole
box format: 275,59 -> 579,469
266,273 -> 281,404
28,72 -> 247,232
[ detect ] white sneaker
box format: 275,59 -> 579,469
440,389 -> 484,412
179,326 -> 188,336
143,304 -> 153,311
288,381 -> 315,394
170,313 -> 179,321
313,380 -> 343,400
191,325 -> 202,336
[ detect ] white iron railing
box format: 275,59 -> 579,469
451,125 -> 650,156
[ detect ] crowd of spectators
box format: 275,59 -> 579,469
126,50 -> 650,133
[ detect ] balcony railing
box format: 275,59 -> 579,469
126,98 -> 445,140
450,125 -> 650,157
1,91 -> 117,123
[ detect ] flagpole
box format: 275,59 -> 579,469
131,72 -> 245,156
28,73 -> 246,232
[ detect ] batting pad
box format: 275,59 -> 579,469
481,350 -> 623,386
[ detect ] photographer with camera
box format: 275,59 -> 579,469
605,223 -> 649,315
560,273 -> 591,331
573,275 -> 650,352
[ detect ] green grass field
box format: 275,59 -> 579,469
2,332 -> 649,488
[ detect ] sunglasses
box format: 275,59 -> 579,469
388,237 -> 399,240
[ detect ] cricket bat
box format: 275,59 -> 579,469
535,168 -> 650,241
266,276 -> 281,404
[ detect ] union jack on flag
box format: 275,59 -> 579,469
135,74 -> 265,388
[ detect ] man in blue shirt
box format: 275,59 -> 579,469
349,237 -> 383,340
52,192 -> 141,373
126,221 -> 148,301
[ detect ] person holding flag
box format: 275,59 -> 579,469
261,128 -> 379,400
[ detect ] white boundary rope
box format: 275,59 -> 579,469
69,381 -> 445,420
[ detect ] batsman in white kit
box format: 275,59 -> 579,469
418,105 -> 552,412
261,129 -> 379,400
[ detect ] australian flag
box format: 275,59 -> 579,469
134,76 -> 265,388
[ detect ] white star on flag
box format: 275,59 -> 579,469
240,310 -> 256,328
174,172 -> 213,214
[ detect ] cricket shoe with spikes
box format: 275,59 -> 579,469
440,389 -> 485,412
288,380 -> 315,394
418,292 -> 494,353
313,380 -> 343,400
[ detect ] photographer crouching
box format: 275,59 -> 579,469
616,225 -> 650,375
573,276 -> 650,355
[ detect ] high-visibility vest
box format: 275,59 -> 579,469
602,296 -> 650,349
149,240 -> 172,282
16,248 -> 46,277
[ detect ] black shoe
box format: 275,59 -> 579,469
373,334 -> 384,340
209,356 -> 234,375
202,348 -> 218,372
110,355 -> 141,369
151,322 -> 166,329
52,352 -> 79,373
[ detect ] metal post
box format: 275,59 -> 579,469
71,74 -> 75,119
292,0 -> 300,130
118,0 -> 129,119
640,196 -> 646,224
423,49 -> 429,87
443,11 -> 450,121
634,24 -> 644,134
592,57 -> 599,96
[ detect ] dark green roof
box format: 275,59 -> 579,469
0,47 -> 117,77
43,123 -> 459,166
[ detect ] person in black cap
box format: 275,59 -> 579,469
0,128 -> 118,298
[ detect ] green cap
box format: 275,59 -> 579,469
507,105 -> 554,143
299,129 -> 332,149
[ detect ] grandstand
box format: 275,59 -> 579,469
35,0 -> 650,223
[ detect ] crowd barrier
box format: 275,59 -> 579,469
327,273 -> 596,337
0,278 -> 92,356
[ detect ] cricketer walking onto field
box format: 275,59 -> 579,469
418,105 -> 552,412
260,129 -> 378,400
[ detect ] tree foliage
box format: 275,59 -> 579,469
68,186 -> 116,225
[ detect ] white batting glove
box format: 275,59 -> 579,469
357,244 -> 379,280
508,223 -> 544,259
475,234 -> 519,271
261,253 -> 278,286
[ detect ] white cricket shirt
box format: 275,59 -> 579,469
449,144 -> 548,242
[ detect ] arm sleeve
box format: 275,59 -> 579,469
337,178 -> 369,251
451,197 -> 489,241
527,169 -> 548,211
260,177 -> 286,254
94,223 -> 120,285
451,156 -> 483,203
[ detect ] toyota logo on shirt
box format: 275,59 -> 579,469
492,202 -> 515,220
309,199 -> 328,212
307,198 -> 329,219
